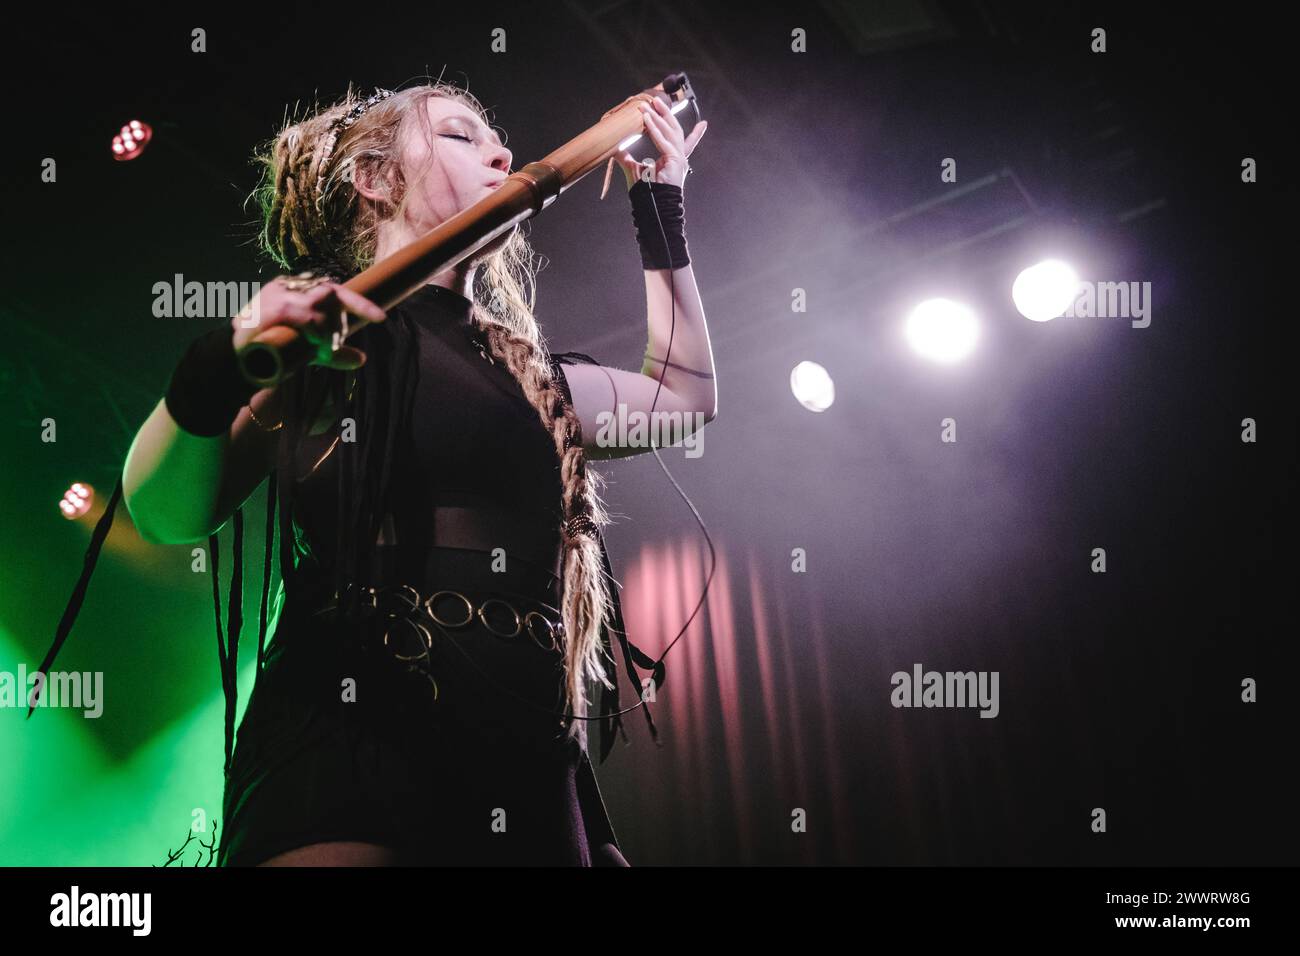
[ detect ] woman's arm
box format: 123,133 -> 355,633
122,278 -> 385,544
560,92 -> 715,462
122,392 -> 280,545
560,263 -> 717,462
640,262 -> 717,415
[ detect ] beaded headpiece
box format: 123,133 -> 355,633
315,87 -> 395,210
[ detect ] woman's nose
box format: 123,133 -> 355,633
488,143 -> 512,174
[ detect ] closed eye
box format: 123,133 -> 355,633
440,133 -> 472,142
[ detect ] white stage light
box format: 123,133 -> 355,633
1012,259 -> 1080,322
790,361 -> 835,412
905,298 -> 979,363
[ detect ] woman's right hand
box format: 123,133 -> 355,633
230,276 -> 387,372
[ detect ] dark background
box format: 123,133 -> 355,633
2,1 -> 1294,865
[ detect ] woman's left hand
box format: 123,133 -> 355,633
613,88 -> 708,191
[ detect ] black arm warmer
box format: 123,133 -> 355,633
628,179 -> 690,270
163,327 -> 262,437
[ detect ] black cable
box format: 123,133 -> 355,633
410,171 -> 717,729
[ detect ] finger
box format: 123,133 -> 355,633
299,282 -> 339,305
290,284 -> 347,337
617,150 -> 638,179
651,95 -> 681,130
613,149 -> 638,173
300,286 -> 373,343
331,285 -> 387,324
618,153 -> 647,189
638,105 -> 674,153
278,303 -> 338,342
646,104 -> 683,147
683,120 -> 708,157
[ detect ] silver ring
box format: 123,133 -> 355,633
523,610 -> 562,653
477,598 -> 522,639
424,590 -> 475,629
383,615 -> 433,662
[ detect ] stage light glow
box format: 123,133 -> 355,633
111,119 -> 152,161
1012,259 -> 1080,322
904,298 -> 979,363
790,361 -> 835,412
60,482 -> 94,519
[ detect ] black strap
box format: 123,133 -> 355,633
27,474 -> 124,716
212,492 -> 278,784
594,524 -> 664,763
211,507 -> 246,778
575,744 -> 622,855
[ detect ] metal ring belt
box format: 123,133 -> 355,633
313,583 -> 567,653
310,583 -> 567,704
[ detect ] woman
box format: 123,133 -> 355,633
117,81 -> 716,866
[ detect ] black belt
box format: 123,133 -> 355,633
415,504 -> 564,582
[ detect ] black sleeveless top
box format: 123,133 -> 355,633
286,282 -> 567,602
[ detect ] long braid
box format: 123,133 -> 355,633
478,318 -> 617,749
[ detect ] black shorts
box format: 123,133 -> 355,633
217,591 -> 596,867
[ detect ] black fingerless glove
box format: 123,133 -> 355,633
628,179 -> 690,270
164,327 -> 261,437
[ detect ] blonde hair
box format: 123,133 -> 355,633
247,81 -> 616,745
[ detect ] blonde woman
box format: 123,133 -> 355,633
115,82 -> 715,866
